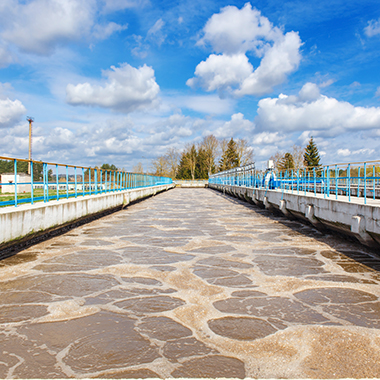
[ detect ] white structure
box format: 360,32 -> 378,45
0,173 -> 31,194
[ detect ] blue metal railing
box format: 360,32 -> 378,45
0,156 -> 172,208
209,161 -> 380,204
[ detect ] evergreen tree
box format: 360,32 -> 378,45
176,152 -> 192,179
219,138 -> 239,171
195,147 -> 208,179
304,137 -> 321,170
278,153 -> 295,172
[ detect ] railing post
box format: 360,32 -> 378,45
364,162 -> 367,204
89,168 -> 92,196
75,166 -> 77,198
357,166 -> 361,199
335,165 -> 338,199
95,168 -> 98,195
66,165 -> 69,199
82,168 -> 85,197
43,163 -> 48,202
327,165 -> 330,197
56,164 -> 59,200
14,159 -> 18,207
348,164 -> 351,202
31,161 -> 34,205
373,165 -> 376,200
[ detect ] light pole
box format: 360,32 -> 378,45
27,116 -> 34,175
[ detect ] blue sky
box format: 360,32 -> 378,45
0,0 -> 380,170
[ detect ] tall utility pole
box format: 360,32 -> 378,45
27,116 -> 34,175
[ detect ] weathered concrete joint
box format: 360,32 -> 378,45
305,204 -> 321,226
351,215 -> 375,246
263,196 -> 273,211
279,199 -> 290,216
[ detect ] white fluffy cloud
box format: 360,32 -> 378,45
188,3 -> 302,97
0,0 -> 126,56
66,63 -> 160,113
187,54 -> 253,93
365,18 -> 380,37
255,83 -> 380,136
0,98 -> 26,128
204,112 -> 254,139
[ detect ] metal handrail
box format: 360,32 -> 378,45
209,160 -> 380,204
0,156 -> 172,207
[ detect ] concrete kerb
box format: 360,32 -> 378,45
0,184 -> 175,254
209,183 -> 380,248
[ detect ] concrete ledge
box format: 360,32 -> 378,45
0,184 -> 174,252
209,183 -> 380,248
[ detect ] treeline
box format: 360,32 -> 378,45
270,137 -> 322,173
150,135 -> 254,180
0,159 -> 43,180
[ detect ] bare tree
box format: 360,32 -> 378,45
165,148 -> 180,179
218,138 -> 229,171
292,145 -> 305,171
270,151 -> 284,171
200,135 -> 219,177
236,138 -> 254,166
132,162 -> 144,174
183,144 -> 197,180
150,156 -> 169,177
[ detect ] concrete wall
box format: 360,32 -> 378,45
209,183 -> 380,248
0,184 -> 174,248
1,173 -> 31,194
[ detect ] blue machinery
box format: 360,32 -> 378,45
0,156 -> 172,207
209,160 -> 380,205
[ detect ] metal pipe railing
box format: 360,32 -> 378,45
0,156 -> 172,208
209,160 -> 380,204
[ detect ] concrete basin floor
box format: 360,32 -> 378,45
0,188 -> 380,378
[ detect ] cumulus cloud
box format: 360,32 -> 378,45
186,54 -> 253,93
0,98 -> 26,128
255,82 -> 380,136
0,0 -> 126,56
204,113 -> 254,139
365,18 -> 380,37
188,3 -> 302,97
66,63 -> 160,113
252,132 -> 283,145
338,148 -> 375,157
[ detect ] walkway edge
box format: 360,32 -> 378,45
209,183 -> 380,248
0,184 -> 175,255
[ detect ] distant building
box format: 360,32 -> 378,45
0,173 -> 31,194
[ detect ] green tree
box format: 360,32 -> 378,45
101,163 -> 118,171
195,147 -> 208,179
219,138 -> 239,171
176,151 -> 192,179
304,137 -> 321,170
278,153 -> 295,172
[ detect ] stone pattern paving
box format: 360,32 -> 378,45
0,188 -> 380,378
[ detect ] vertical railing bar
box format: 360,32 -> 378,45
364,162 -> 367,205
14,159 -> 18,207
56,164 -> 59,200
31,161 -> 34,205
75,166 -> 77,198
66,165 -> 69,199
